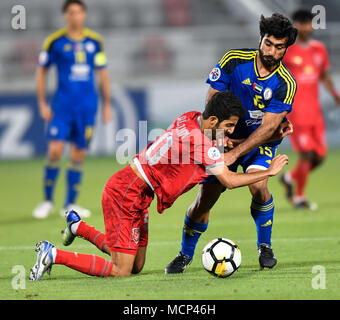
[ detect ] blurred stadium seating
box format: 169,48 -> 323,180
0,0 -> 339,159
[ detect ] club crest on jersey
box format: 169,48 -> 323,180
263,88 -> 273,101
132,228 -> 140,244
207,147 -> 221,161
253,83 -> 263,94
209,68 -> 221,82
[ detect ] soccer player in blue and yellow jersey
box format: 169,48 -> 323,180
166,13 -> 298,272
33,0 -> 112,219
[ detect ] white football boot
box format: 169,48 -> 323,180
29,241 -> 55,281
33,201 -> 54,219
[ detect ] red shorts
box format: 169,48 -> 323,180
102,165 -> 154,255
289,122 -> 327,157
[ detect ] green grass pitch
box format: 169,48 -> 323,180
1,150 -> 340,300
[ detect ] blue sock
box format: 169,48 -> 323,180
44,159 -> 60,201
251,195 -> 274,247
65,161 -> 83,207
181,215 -> 208,259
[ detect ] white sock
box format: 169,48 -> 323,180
71,221 -> 81,235
51,247 -> 57,263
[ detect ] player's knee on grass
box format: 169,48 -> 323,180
109,250 -> 136,277
131,247 -> 147,274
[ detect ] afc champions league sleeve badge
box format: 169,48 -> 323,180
208,147 -> 222,161
209,67 -> 221,82
263,87 -> 273,101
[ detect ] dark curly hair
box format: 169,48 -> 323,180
259,13 -> 298,47
203,92 -> 245,122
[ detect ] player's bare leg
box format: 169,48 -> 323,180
109,251 -> 137,277
247,170 -> 277,268
132,247 -> 147,274
61,143 -> 91,217
33,140 -> 65,219
165,182 -> 224,274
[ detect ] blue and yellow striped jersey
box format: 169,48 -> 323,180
38,28 -> 107,106
206,48 -> 297,145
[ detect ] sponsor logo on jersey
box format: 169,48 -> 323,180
242,78 -> 252,86
248,110 -> 264,119
207,147 -> 221,161
263,88 -> 273,101
253,83 -> 263,94
209,68 -> 221,82
246,109 -> 264,126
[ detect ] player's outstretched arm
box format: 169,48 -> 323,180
224,111 -> 288,166
211,154 -> 288,189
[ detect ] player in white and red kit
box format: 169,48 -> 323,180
281,9 -> 340,209
29,92 -> 289,280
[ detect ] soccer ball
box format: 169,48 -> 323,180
202,238 -> 241,278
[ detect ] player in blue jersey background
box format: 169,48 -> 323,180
166,13 -> 298,273
33,0 -> 112,219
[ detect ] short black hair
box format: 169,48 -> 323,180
292,8 -> 315,23
259,13 -> 298,47
62,0 -> 87,13
202,91 -> 245,122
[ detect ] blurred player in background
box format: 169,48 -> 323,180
33,0 -> 112,219
29,92 -> 289,280
166,13 -> 297,273
280,8 -> 340,210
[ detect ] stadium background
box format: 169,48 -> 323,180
1,0 -> 340,301
0,0 -> 340,159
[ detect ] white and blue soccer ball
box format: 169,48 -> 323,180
202,238 -> 241,278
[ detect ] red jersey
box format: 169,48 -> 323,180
134,111 -> 224,213
283,40 -> 330,126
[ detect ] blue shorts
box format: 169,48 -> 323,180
202,145 -> 278,185
47,107 -> 96,150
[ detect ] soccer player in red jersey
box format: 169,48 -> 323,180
29,92 -> 289,280
281,9 -> 340,209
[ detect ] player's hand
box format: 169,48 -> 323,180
223,150 -> 238,166
39,102 -> 53,121
267,120 -> 293,142
102,104 -> 112,123
267,154 -> 289,176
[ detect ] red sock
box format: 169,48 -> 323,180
290,159 -> 312,197
55,249 -> 113,277
76,221 -> 106,252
